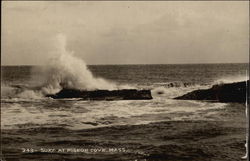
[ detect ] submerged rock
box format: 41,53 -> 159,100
46,89 -> 153,100
175,80 -> 249,103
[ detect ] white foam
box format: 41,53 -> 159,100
214,75 -> 248,84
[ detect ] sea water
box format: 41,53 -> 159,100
1,63 -> 248,130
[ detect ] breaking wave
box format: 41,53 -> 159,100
1,34 -> 136,99
214,75 -> 248,85
39,34 -> 118,94
1,84 -> 43,99
1,34 -> 116,99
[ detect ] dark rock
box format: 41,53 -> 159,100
175,80 -> 249,103
46,89 -> 153,100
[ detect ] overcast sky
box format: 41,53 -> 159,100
2,1 -> 249,65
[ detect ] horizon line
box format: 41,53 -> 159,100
1,62 -> 249,66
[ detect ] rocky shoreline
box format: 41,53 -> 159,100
175,80 -> 249,103
46,89 -> 153,100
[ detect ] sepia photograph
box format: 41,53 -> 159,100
1,1 -> 249,161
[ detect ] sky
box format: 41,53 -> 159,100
2,1 -> 249,65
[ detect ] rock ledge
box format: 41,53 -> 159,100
175,81 -> 249,103
46,89 -> 153,100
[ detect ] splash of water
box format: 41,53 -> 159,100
1,84 -> 43,99
2,34 -> 119,99
40,34 -> 117,94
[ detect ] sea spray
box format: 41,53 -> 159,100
214,75 -> 248,85
1,84 -> 43,99
40,34 -> 117,94
1,34 -> 119,99
1,84 -> 18,98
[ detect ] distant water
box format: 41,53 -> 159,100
1,63 -> 248,130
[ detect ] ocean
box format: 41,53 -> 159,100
1,63 -> 248,161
